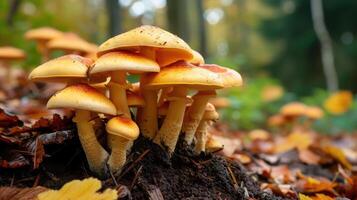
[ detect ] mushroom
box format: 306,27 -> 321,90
48,33 -> 97,56
205,134 -> 224,153
90,51 -> 159,117
106,116 -> 139,174
28,54 -> 92,84
141,61 -> 223,154
280,102 -> 307,132
47,84 -> 116,177
303,106 -> 324,130
182,64 -> 242,145
267,114 -> 287,133
194,103 -> 219,155
0,46 -> 26,84
25,27 -> 63,62
97,25 -> 194,140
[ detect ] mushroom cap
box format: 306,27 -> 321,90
304,106 -> 324,120
28,54 -> 92,83
199,64 -> 243,88
280,102 -> 307,117
25,27 -> 63,41
106,117 -> 139,140
47,84 -> 116,115
206,136 -> 224,153
189,50 -> 204,65
90,51 -> 160,76
209,97 -> 231,109
140,61 -> 224,90
202,103 -> 219,120
127,90 -> 145,107
267,114 -> 286,127
0,46 -> 26,60
97,25 -> 193,66
48,33 -> 97,54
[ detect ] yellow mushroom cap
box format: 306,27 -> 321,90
97,25 -> 193,66
202,103 -> 219,120
0,46 -> 26,60
106,117 -> 139,140
140,61 -> 224,90
90,51 -> 160,75
48,33 -> 97,54
209,97 -> 231,109
127,90 -> 145,107
304,106 -> 324,120
267,114 -> 286,127
47,84 -> 116,115
190,50 -> 205,65
28,54 -> 92,83
25,27 -> 63,41
199,64 -> 243,88
206,136 -> 224,153
280,102 -> 307,117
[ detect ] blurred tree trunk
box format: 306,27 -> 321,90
167,0 -> 190,43
106,0 -> 122,37
6,0 -> 22,27
196,0 -> 207,58
310,0 -> 339,91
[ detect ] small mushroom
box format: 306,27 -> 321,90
141,61 -> 223,154
194,103 -> 219,155
303,106 -> 324,130
280,102 -> 307,131
106,116 -> 139,174
205,134 -> 224,153
47,84 -> 116,177
48,33 -> 97,56
25,27 -> 63,62
182,64 -> 242,145
0,46 -> 26,84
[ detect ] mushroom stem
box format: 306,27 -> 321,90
73,109 -> 109,177
194,120 -> 209,155
183,92 -> 213,144
37,42 -> 50,62
109,71 -> 130,117
154,86 -> 187,154
107,136 -> 129,174
139,89 -> 158,139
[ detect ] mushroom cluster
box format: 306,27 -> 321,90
28,25 -> 243,177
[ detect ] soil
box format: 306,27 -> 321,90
0,128 -> 291,200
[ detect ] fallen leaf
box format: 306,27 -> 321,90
274,132 -> 313,153
0,186 -> 48,200
322,145 -> 352,170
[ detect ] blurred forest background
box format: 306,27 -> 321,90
1,0 -> 357,132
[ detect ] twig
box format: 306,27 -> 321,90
227,165 -> 239,191
32,174 -> 40,187
118,149 -> 150,180
130,165 -> 143,190
10,173 -> 15,187
109,166 -> 119,187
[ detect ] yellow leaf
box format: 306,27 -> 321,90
275,132 -> 313,153
324,91 -> 353,115
323,145 -> 352,170
315,193 -> 334,200
299,193 -> 313,200
37,178 -> 117,200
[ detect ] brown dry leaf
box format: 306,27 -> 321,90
299,149 -> 321,165
261,183 -> 296,198
32,138 -> 45,169
296,176 -> 337,194
322,145 -> 352,170
0,108 -> 22,128
0,186 -> 48,200
0,150 -> 30,168
274,132 -> 313,153
231,153 -> 252,164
